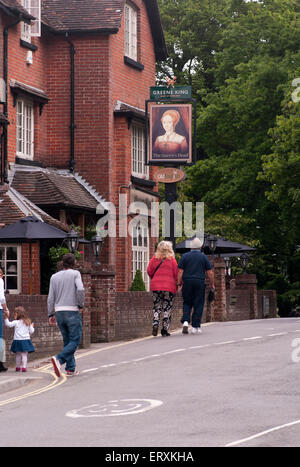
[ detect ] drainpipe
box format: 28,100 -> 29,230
65,33 -> 76,173
2,17 -> 22,183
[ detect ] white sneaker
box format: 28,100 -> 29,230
192,327 -> 202,334
182,321 -> 189,334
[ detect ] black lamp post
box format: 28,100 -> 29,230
224,256 -> 231,276
66,229 -> 79,254
240,253 -> 249,274
207,234 -> 218,256
91,235 -> 103,265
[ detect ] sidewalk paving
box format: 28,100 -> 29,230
0,356 -> 52,395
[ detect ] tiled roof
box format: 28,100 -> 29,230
41,0 -> 123,33
41,0 -> 167,60
114,100 -> 145,120
11,167 -> 103,212
0,0 -> 34,21
0,186 -> 69,230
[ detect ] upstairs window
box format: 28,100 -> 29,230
16,99 -> 34,160
21,0 -> 41,41
132,124 -> 149,179
124,3 -> 137,61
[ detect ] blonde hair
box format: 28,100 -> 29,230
155,241 -> 175,260
14,306 -> 31,327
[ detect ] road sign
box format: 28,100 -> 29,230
154,167 -> 186,184
150,86 -> 192,101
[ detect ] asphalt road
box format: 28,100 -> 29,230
1,318 -> 300,448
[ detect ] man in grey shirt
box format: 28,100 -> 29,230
48,253 -> 85,377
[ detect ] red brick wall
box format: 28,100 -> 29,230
114,292 -> 183,341
3,5 -> 159,293
21,243 -> 40,294
4,295 -> 62,366
4,19 -> 49,166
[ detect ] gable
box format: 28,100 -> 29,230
41,0 -> 167,61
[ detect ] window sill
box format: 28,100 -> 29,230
15,156 -> 42,167
131,175 -> 155,188
20,39 -> 38,52
124,56 -> 144,71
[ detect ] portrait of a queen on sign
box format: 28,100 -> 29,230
149,103 -> 192,164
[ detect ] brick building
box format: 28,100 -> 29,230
0,0 -> 167,294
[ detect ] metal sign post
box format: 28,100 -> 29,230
145,84 -> 196,250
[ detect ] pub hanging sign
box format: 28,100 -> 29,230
145,85 -> 196,166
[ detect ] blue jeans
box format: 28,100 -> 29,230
0,308 -> 5,362
181,279 -> 206,328
0,309 -> 3,339
56,311 -> 82,372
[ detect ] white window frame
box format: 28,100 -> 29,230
132,123 -> 149,179
132,222 -> 149,291
21,0 -> 41,41
16,98 -> 34,160
0,245 -> 21,294
124,3 -> 137,61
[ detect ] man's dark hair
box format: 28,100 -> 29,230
62,253 -> 76,269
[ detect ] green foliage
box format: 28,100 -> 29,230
130,270 -> 146,292
48,246 -> 81,273
158,0 -> 300,315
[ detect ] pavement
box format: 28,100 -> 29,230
0,339 -> 145,397
0,356 -> 53,395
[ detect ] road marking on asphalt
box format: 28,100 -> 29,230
66,399 -> 163,418
0,370 -> 67,407
243,336 -> 263,341
162,348 -> 186,355
268,332 -> 288,337
81,368 -> 99,373
2,326 -> 300,408
226,419 -> 300,447
214,340 -> 237,345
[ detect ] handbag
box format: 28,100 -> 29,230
208,288 -> 215,303
151,259 -> 165,278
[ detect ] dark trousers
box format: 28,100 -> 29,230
181,279 -> 206,328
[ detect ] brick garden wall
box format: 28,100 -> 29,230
4,295 -> 62,366
114,292 -> 184,341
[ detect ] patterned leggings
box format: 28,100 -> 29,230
152,291 -> 174,330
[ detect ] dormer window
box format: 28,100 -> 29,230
21,0 -> 41,42
124,3 -> 137,61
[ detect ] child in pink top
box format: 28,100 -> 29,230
147,241 -> 178,337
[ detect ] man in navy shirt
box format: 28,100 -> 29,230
177,237 -> 215,334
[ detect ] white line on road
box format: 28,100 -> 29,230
81,368 -> 99,373
214,340 -> 237,345
226,419 -> 300,447
243,336 -> 263,341
268,332 -> 288,337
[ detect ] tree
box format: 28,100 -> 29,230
158,0 -> 300,314
130,270 -> 146,291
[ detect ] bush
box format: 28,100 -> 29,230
48,246 -> 81,273
130,269 -> 146,291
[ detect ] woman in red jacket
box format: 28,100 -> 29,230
147,241 -> 178,337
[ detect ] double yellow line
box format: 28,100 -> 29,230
0,336 -> 153,407
0,325 -> 213,407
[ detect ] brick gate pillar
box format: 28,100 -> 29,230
79,264 -> 92,348
235,274 -> 258,319
90,265 -> 116,343
211,257 -> 227,322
